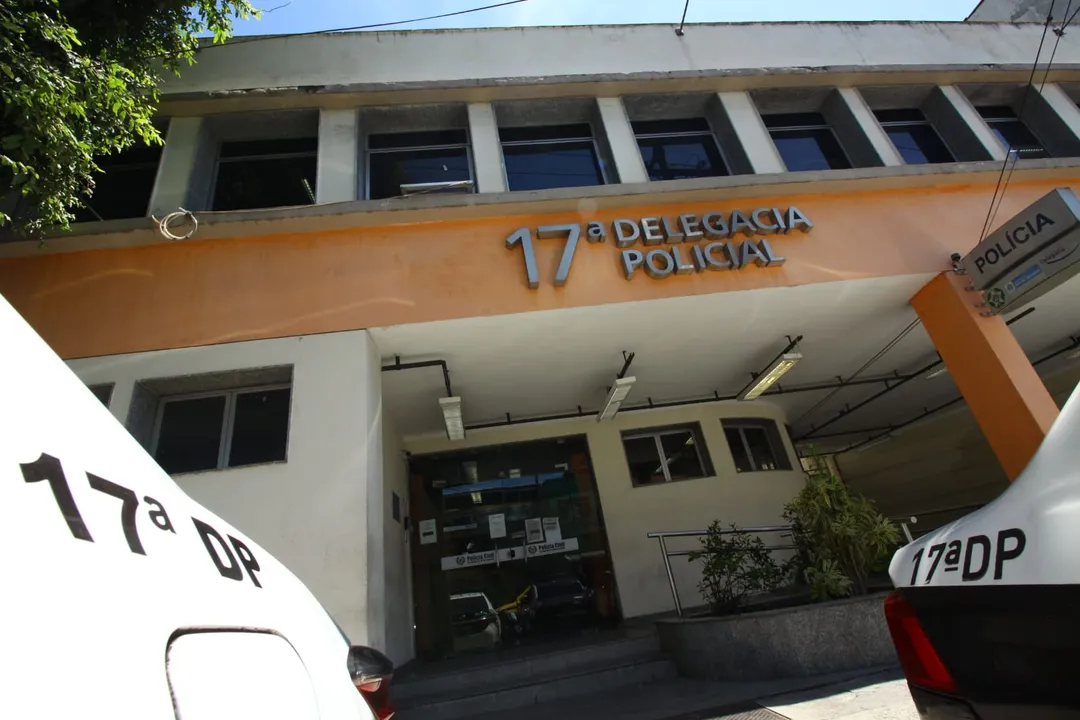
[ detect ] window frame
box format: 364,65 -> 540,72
499,124 -> 610,191
632,119 -> 731,181
621,423 -> 712,487
150,383 -> 292,473
209,140 -> 319,211
364,131 -> 475,200
976,106 -> 1051,160
763,113 -> 852,172
874,110 -> 956,165
721,418 -> 792,473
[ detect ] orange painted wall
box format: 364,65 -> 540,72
0,179 -> 1074,359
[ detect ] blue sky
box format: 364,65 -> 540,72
230,0 -> 981,36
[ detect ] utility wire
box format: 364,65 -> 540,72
790,316 -> 923,428
977,1 -> 1056,241
197,0 -> 531,52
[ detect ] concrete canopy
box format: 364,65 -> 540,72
374,271 -> 1080,450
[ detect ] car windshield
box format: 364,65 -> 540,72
451,595 -> 489,615
536,580 -> 582,599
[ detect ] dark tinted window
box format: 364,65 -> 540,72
725,427 -> 753,473
228,388 -> 291,467
368,130 -> 468,150
502,141 -> 603,192
212,139 -> 317,211
638,136 -> 728,181
74,143 -> 163,222
770,126 -> 851,172
155,396 -> 227,474
884,125 -> 954,164
622,435 -> 666,486
631,118 -> 712,134
873,108 -> 927,124
368,147 -> 471,199
499,124 -> 593,143
977,106 -> 1049,159
658,431 -> 707,480
763,112 -> 830,129
722,420 -> 792,473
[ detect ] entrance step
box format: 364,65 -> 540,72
394,632 -> 675,720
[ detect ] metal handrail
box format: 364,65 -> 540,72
648,503 -> 986,618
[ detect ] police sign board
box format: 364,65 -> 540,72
983,225 -> 1080,313
961,188 -> 1080,290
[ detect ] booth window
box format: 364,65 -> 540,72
212,138 -> 317,211
764,112 -> 851,172
976,106 -> 1050,160
367,130 -> 473,199
500,124 -> 606,192
87,383 -> 114,408
874,109 -> 954,165
73,142 -> 163,222
722,419 -> 792,473
622,423 -> 712,487
632,118 -> 729,181
152,385 -> 291,474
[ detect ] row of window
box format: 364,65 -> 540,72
89,379 -> 789,484
622,418 -> 791,487
76,90 -> 1062,224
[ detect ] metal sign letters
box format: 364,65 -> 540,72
506,207 -> 813,288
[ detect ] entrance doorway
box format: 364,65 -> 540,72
408,435 -> 619,660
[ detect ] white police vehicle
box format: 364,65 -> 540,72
885,379 -> 1080,719
0,293 -> 390,720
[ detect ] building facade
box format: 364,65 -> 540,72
3,21 -> 1080,665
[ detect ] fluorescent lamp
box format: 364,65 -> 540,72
597,376 -> 636,422
399,180 -> 474,196
925,366 -> 949,380
738,353 -> 802,401
1068,349 -> 1080,360
439,396 -> 466,441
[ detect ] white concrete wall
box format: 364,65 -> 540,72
381,409 -> 415,665
403,399 -> 806,619
67,331 -> 389,650
164,23 -> 1079,96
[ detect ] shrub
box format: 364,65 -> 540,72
689,520 -> 788,614
783,469 -> 899,601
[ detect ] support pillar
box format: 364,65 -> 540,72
911,271 -> 1058,480
316,109 -> 359,204
467,102 -> 508,193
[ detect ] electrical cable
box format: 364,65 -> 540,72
152,208 -> 199,240
789,316 -> 923,427
986,0 -> 1072,234
196,0 -> 532,53
977,1 -> 1056,242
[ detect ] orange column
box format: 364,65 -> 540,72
911,271 -> 1059,481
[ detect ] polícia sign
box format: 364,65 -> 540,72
506,207 -> 812,288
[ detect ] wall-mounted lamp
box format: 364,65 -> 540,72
439,396 -> 465,441
738,353 -> 802,401
598,376 -> 636,422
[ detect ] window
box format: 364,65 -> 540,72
977,106 -> 1050,160
367,130 -> 473,199
500,124 -> 605,192
722,419 -> 792,473
212,138 -> 317,211
764,112 -> 851,172
152,385 -> 291,474
87,383 -> 114,408
73,143 -> 163,222
874,109 -> 954,165
632,118 -> 729,181
621,424 -> 712,486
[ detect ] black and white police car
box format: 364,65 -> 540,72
0,292 -> 393,719
885,380 -> 1080,719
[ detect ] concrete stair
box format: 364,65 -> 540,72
393,632 -> 677,720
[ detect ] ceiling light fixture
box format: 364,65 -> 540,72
598,376 -> 636,422
1068,349 -> 1080,360
439,396 -> 466,441
738,353 -> 803,401
924,366 -> 949,380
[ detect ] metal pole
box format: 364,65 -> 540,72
658,535 -> 683,618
